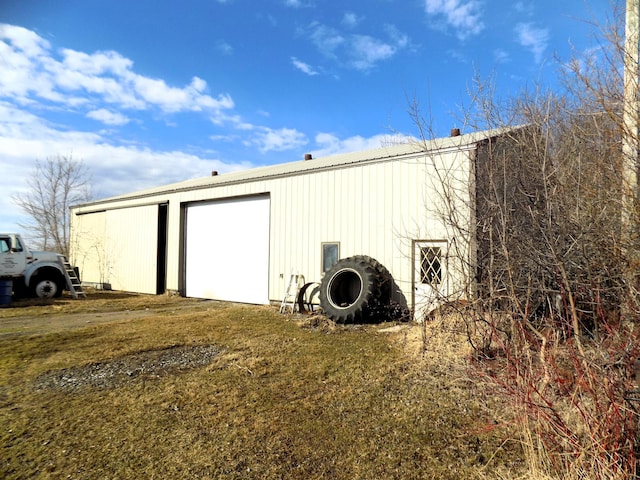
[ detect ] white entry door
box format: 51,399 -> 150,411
414,241 -> 448,321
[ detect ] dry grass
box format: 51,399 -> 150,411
0,288 -> 204,317
0,291 -> 524,479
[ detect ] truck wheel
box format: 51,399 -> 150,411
32,277 -> 63,298
319,255 -> 391,323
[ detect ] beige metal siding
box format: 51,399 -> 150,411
262,151 -> 471,303
70,210 -> 106,285
105,205 -> 159,294
71,138 -> 479,309
71,205 -> 159,294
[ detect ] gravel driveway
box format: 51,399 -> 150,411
1,295 -> 224,391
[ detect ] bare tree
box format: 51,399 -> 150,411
13,155 -> 92,257
409,3 -> 640,476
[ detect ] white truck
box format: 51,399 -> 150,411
0,233 -> 74,298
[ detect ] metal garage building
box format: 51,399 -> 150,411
70,127 -> 512,320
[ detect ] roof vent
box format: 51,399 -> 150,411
304,153 -> 313,160
211,170 -> 218,176
450,128 -> 461,137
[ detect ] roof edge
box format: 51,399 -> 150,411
72,126 -> 521,210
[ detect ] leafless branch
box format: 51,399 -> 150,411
13,155 -> 92,256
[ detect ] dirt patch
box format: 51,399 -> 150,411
0,292 -> 214,339
0,309 -> 160,339
34,344 -> 222,391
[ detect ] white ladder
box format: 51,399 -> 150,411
279,272 -> 303,314
58,255 -> 86,299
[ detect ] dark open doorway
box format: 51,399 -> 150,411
156,203 -> 168,294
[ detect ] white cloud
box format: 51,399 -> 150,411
284,0 -> 311,7
0,26 -> 61,103
342,12 -> 362,28
513,1 -> 533,16
307,22 -> 409,72
209,133 -> 238,143
350,35 -> 396,70
0,23 -> 50,57
424,0 -> 485,40
515,23 -> 549,64
245,126 -> 308,153
61,48 -> 133,76
291,57 -> 319,76
312,132 -> 410,157
0,23 -> 335,231
215,40 -> 234,56
131,75 -> 234,113
493,48 -> 510,64
0,23 -> 235,117
0,102 -> 253,230
86,108 -> 130,126
384,24 -> 410,49
308,23 -> 345,60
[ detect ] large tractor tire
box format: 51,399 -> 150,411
319,255 -> 391,323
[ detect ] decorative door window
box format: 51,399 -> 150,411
420,246 -> 442,286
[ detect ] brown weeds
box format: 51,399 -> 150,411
472,312 -> 640,479
0,291 -> 523,479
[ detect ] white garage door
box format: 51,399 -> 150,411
185,195 -> 270,304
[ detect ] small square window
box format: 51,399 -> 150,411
322,242 -> 340,273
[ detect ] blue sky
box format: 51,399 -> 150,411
0,0 -> 612,234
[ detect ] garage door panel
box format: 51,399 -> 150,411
185,196 -> 270,304
106,205 -> 159,294
72,211 -> 106,285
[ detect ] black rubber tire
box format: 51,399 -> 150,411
297,282 -> 321,314
319,255 -> 391,323
367,256 -> 392,306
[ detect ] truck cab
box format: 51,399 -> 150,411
0,234 -> 29,277
0,233 -> 69,298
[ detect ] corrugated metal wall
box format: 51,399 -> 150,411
71,205 -> 159,294
104,205 -> 159,294
71,146 -> 474,309
71,210 -> 106,285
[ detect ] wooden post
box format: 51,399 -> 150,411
623,0 -> 639,194
623,0 -> 640,312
